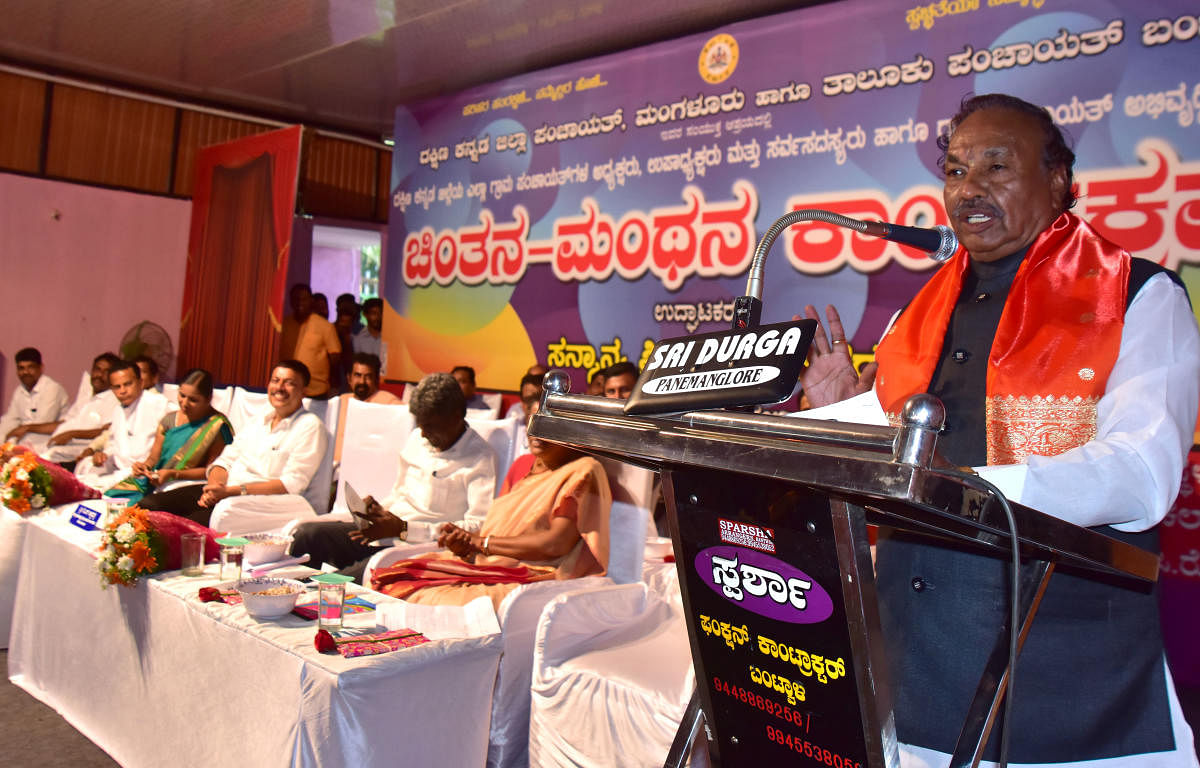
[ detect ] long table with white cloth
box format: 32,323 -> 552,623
7,511 -> 503,768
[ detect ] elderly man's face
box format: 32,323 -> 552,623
110,367 -> 143,408
349,363 -> 379,401
942,108 -> 1067,263
416,410 -> 463,451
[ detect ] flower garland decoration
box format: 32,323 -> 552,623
97,505 -> 167,588
0,442 -> 53,515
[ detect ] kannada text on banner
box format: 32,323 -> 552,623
384,0 -> 1200,393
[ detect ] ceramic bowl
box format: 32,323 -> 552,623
242,533 -> 294,565
235,577 -> 306,620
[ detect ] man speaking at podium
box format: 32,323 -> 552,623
800,94 -> 1200,767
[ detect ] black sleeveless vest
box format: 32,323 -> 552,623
875,257 -> 1183,762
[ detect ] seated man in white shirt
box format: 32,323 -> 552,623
75,360 -> 170,490
41,352 -> 122,466
291,372 -> 497,582
0,347 -> 70,452
140,360 -> 328,530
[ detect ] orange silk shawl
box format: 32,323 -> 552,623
874,212 -> 1129,465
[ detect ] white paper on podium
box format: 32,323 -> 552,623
790,390 -> 889,425
376,595 -> 501,640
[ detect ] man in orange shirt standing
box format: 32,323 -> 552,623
281,283 -> 342,398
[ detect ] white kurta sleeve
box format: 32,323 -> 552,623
46,381 -> 69,422
277,415 -> 327,495
1000,273 -> 1200,531
457,451 -> 498,533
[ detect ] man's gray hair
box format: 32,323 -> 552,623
409,372 -> 467,420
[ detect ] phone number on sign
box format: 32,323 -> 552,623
712,676 -> 810,731
765,724 -> 863,768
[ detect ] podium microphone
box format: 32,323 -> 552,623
732,209 -> 959,330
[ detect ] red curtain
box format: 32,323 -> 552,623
177,125 -> 302,386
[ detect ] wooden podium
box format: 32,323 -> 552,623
527,375 -> 1159,768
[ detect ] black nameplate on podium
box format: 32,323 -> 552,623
624,319 -> 814,415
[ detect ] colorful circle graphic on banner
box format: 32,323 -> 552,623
698,33 -> 738,84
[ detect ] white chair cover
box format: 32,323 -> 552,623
360,470 -> 653,767
301,397 -> 337,515
528,573 -> 708,768
226,387 -> 269,434
465,416 -> 521,497
599,458 -> 656,512
161,382 -> 179,407
606,501 -> 649,585
211,386 -> 235,420
480,392 -> 504,419
70,370 -> 91,410
331,398 -> 414,516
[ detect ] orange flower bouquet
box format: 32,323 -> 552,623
1,444 -> 54,515
97,505 -> 220,588
98,506 -> 164,587
1,442 -> 99,515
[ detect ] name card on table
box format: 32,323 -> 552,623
70,502 -> 103,531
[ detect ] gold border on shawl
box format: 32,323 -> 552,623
985,394 -> 1098,465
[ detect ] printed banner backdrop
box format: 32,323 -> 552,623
385,0 -> 1200,394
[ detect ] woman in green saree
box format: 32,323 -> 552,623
105,369 -> 233,504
